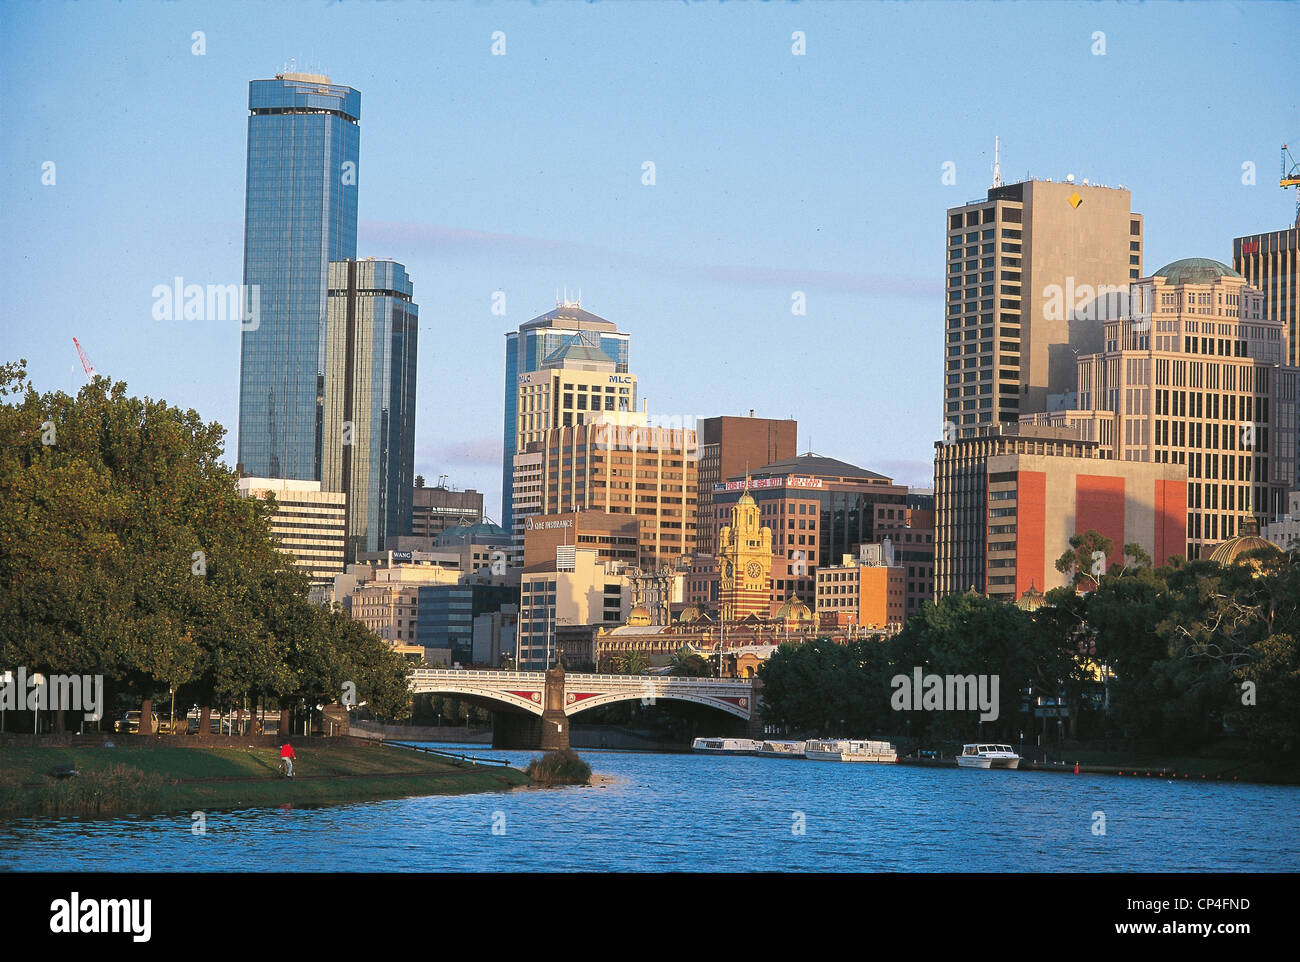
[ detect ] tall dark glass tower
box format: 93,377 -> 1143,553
237,72 -> 361,480
321,259 -> 419,562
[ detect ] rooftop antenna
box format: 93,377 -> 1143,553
992,135 -> 1002,188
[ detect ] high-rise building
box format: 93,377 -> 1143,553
943,178 -> 1142,436
933,424 -> 1099,597
696,414 -> 797,554
519,547 -> 631,669
236,477 -> 347,596
1031,258 -> 1299,557
237,73 -> 361,480
513,417 -> 697,570
321,258 -> 419,562
1233,222 -> 1299,367
501,299 -> 630,534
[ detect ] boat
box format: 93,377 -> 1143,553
956,744 -> 1021,769
691,737 -> 758,755
805,738 -> 898,763
755,739 -> 807,759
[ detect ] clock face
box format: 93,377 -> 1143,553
745,561 -> 763,580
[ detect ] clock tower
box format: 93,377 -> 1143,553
717,489 -> 773,622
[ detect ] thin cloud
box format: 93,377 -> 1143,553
361,220 -> 941,297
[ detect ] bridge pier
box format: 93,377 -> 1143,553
540,665 -> 570,751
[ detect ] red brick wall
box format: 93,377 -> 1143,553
1076,475 -> 1126,570
1014,471 -> 1047,596
1154,479 -> 1188,565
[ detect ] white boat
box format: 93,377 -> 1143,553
755,740 -> 806,759
691,737 -> 758,755
956,744 -> 1021,769
805,738 -> 898,763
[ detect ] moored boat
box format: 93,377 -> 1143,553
755,739 -> 807,759
956,744 -> 1021,769
805,738 -> 898,763
691,737 -> 758,755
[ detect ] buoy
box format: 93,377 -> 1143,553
1074,761 -> 1079,774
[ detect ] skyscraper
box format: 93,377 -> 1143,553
1233,221 -> 1299,367
321,258 -> 419,562
237,72 -> 361,480
501,299 -> 629,532
943,178 -> 1142,436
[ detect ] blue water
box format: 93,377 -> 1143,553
2,745 -> 1296,872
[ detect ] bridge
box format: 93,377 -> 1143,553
409,667 -> 760,750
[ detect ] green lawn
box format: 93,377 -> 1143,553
0,744 -> 530,817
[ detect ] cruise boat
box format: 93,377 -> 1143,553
805,739 -> 898,763
691,737 -> 758,755
956,744 -> 1021,769
755,739 -> 807,759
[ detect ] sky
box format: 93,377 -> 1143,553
2,0 -> 1297,521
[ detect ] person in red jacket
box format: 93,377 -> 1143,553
280,741 -> 296,778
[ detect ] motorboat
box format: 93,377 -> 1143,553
956,744 -> 1021,769
805,738 -> 898,763
691,737 -> 758,755
755,740 -> 807,759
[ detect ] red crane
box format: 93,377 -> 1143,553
72,337 -> 96,380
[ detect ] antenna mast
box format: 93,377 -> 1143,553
992,135 -> 1002,188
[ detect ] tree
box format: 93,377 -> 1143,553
1055,529 -> 1114,590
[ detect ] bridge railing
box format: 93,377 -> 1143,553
410,669 -> 547,683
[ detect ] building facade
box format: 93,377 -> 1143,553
411,480 -> 483,539
518,547 -> 631,669
237,477 -> 347,594
944,178 -> 1142,436
814,554 -> 907,631
237,73 -> 361,480
696,414 -> 797,554
716,491 -> 774,622
1039,259 -> 1299,557
501,299 -> 630,534
1234,223 -> 1299,367
321,258 -> 419,562
512,417 -> 698,570
934,424 -> 1098,597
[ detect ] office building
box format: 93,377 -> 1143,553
518,547 -> 631,669
321,258 -> 419,562
501,298 -> 631,534
512,416 -> 697,570
696,413 -> 798,554
416,583 -> 517,665
815,553 -> 907,632
1035,259 -> 1299,557
237,72 -> 361,480
411,479 -> 484,538
709,454 -> 908,606
236,477 -> 347,594
1234,222 -> 1299,367
933,424 -> 1099,597
944,177 -> 1142,436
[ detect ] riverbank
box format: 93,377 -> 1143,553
0,743 -> 530,817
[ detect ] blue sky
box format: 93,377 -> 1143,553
3,0 -> 1297,520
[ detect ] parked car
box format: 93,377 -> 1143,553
113,711 -> 161,734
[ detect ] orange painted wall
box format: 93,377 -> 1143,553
1154,479 -> 1188,565
1014,471 -> 1046,596
1076,475 -> 1126,569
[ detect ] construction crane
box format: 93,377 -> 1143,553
1283,143 -> 1300,224
72,337 -> 96,381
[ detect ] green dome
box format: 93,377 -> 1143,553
1153,258 -> 1242,285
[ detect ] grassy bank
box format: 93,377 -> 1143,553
0,744 -> 530,817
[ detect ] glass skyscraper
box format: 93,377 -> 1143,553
501,301 -> 629,533
237,72 -> 361,480
321,259 -> 419,562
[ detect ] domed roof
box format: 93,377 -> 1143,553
1015,583 -> 1047,611
627,605 -> 652,626
1206,517 -> 1282,569
773,596 -> 812,622
1153,258 -> 1242,286
677,602 -> 710,623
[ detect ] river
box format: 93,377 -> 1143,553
2,745 -> 1296,872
